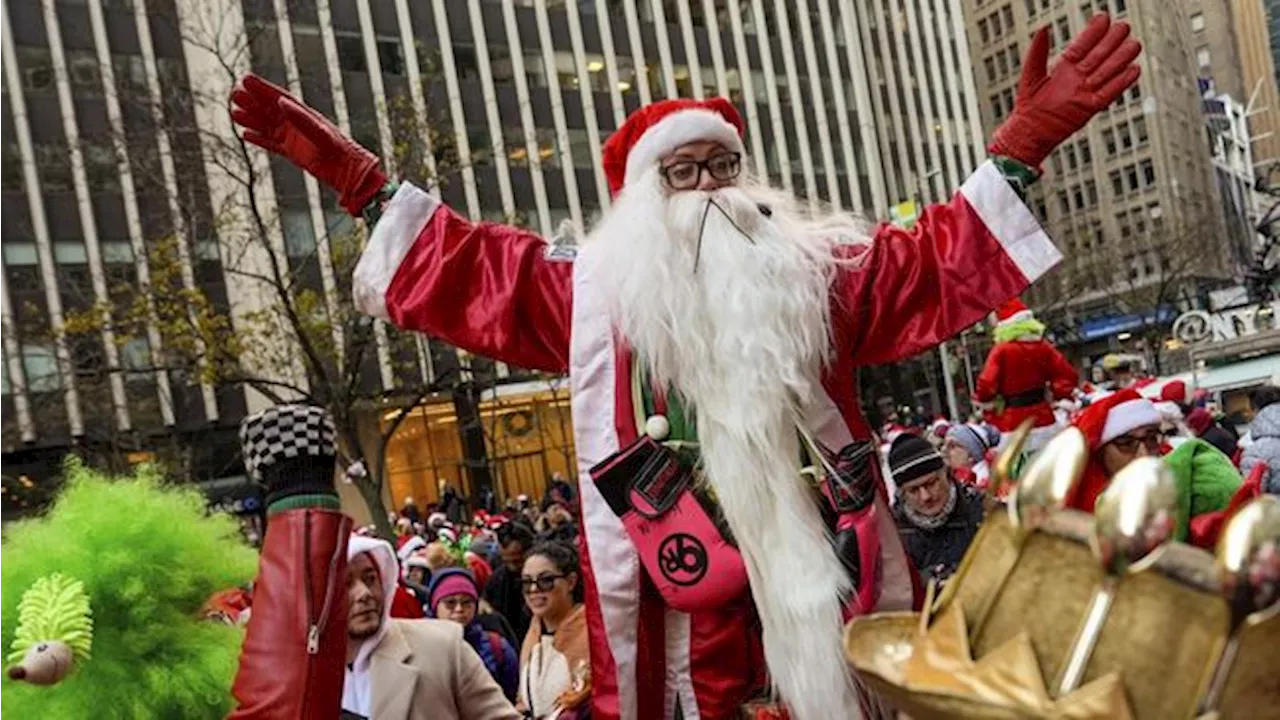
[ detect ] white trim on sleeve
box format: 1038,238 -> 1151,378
959,160 -> 1062,283
352,182 -> 441,321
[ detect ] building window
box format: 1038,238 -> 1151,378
1065,144 -> 1078,170
1190,12 -> 1204,32
1133,117 -> 1148,144
1102,129 -> 1116,155
54,241 -> 88,264
1073,187 -> 1084,210
1196,47 -> 1210,69
978,18 -> 989,44
1058,190 -> 1070,214
281,209 -> 317,258
101,241 -> 134,264
3,242 -> 39,266
1079,138 -> 1092,165
1140,159 -> 1155,186
377,40 -> 403,75
985,56 -> 996,82
1118,122 -> 1133,150
1109,169 -> 1123,196
195,239 -> 220,261
22,344 -> 60,392
335,34 -> 366,72
120,336 -> 153,383
1002,5 -> 1013,28
1126,165 -> 1139,191
1056,18 -> 1071,46
1085,180 -> 1098,206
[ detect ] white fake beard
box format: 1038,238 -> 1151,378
588,169 -> 870,720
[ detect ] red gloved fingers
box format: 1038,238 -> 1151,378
240,73 -> 294,114
1078,21 -> 1131,73
1061,13 -> 1112,63
1018,27 -> 1052,96
1087,39 -> 1142,92
230,104 -> 276,138
1093,65 -> 1142,105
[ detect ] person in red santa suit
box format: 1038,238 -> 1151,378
229,14 -> 1139,720
974,297 -> 1079,453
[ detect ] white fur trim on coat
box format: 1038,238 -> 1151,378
623,109 -> 746,189
353,183 -> 440,321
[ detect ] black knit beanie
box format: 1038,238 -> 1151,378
888,433 -> 944,485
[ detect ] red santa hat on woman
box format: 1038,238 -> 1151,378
1069,388 -> 1162,511
601,97 -> 746,196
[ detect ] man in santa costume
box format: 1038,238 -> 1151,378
230,14 -> 1139,720
974,297 -> 1079,452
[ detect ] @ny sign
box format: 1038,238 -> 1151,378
1171,301 -> 1280,345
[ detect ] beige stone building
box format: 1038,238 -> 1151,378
961,0 -> 1235,352
1226,0 -> 1280,169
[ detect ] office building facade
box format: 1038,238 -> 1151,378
962,0 -> 1235,354
2,0 -> 985,504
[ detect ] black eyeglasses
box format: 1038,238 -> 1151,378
1109,430 -> 1164,454
520,574 -> 566,594
660,152 -> 742,190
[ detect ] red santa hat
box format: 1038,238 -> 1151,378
1069,389 -> 1163,511
994,297 -> 1034,327
1074,388 -> 1162,450
1159,379 -> 1187,404
601,97 -> 746,197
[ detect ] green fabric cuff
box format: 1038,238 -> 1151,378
361,180 -> 401,226
267,494 -> 342,516
990,155 -> 1041,200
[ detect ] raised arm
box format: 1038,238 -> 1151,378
352,186 -> 572,373
837,13 -> 1139,367
230,73 -> 572,374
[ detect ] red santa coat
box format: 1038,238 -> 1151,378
975,337 -> 1078,435
352,161 -> 1060,720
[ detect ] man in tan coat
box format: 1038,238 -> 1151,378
344,535 -> 520,720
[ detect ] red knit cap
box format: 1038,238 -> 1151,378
601,97 -> 746,197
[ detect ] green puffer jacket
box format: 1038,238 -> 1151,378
1163,438 -> 1244,541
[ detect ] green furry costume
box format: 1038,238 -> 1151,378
2,458 -> 257,718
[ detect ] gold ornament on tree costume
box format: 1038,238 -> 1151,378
845,427 -> 1280,718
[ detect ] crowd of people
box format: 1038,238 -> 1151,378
345,481 -> 590,718
114,16 -> 1262,717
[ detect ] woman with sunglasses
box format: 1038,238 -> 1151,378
517,541 -> 590,719
1069,389 -> 1242,541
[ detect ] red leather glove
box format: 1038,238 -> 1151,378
230,73 -> 387,216
989,13 -> 1142,169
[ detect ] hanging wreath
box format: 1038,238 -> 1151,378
502,409 -> 536,437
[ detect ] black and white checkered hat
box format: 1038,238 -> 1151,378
239,404 -> 337,482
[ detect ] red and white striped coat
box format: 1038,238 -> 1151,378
353,160 -> 1060,720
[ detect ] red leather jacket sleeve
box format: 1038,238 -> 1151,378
974,343 -> 1005,403
833,165 -> 1058,367
359,185 -> 573,374
228,508 -> 351,720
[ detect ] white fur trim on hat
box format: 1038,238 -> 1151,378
997,309 -> 1035,326
623,108 -> 745,189
1101,397 -> 1162,444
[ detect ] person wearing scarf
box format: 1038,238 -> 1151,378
889,434 -> 985,584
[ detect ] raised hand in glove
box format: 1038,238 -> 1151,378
989,13 -> 1142,169
230,73 -> 387,216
